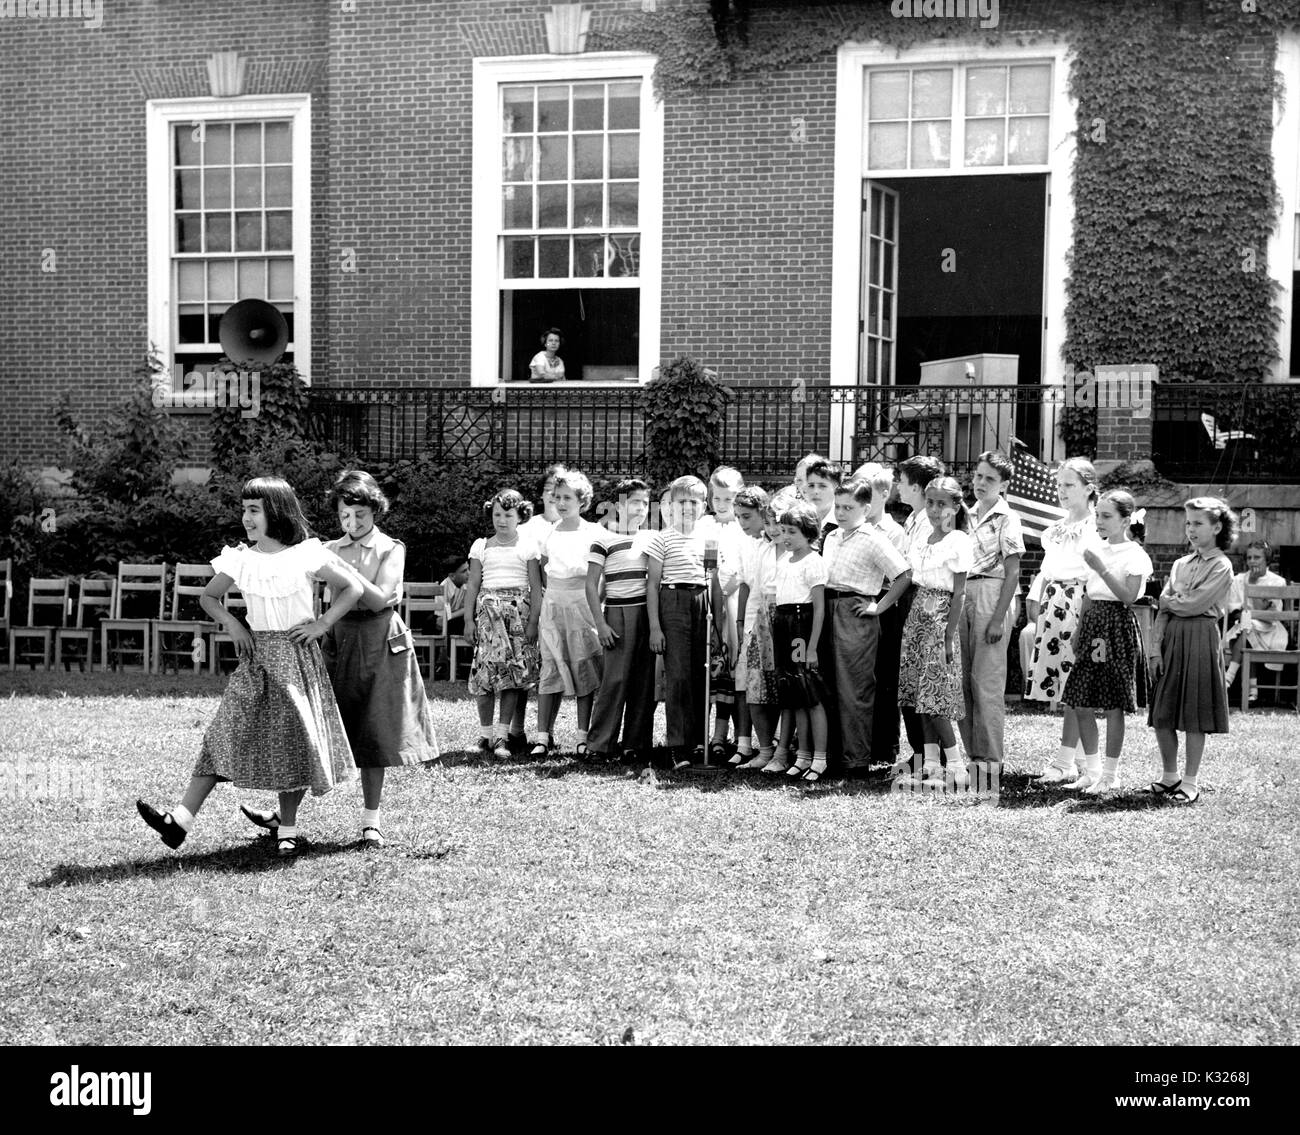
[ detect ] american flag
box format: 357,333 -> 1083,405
1008,439 -> 1067,543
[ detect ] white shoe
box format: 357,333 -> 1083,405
1035,765 -> 1072,784
1063,772 -> 1096,790
761,754 -> 790,774
1084,774 -> 1118,795
741,752 -> 772,770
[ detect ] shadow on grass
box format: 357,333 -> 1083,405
29,837 -> 361,889
0,671 -> 474,702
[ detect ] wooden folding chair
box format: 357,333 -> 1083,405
9,577 -> 71,670
101,563 -> 167,672
1240,584 -> 1300,711
55,577 -> 117,671
402,582 -> 444,680
153,563 -> 217,674
446,597 -> 472,680
209,586 -> 248,674
0,558 -> 12,666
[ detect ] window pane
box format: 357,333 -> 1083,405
175,124 -> 201,166
268,259 -> 293,299
204,214 -> 231,252
177,261 -> 205,302
176,169 -> 202,210
964,118 -> 1005,166
881,291 -> 893,339
233,122 -> 261,164
1009,64 -> 1051,114
234,166 -> 262,207
207,260 -> 236,301
538,236 -> 569,277
573,134 -> 603,180
266,211 -> 292,251
573,183 -> 602,228
264,122 -> 291,162
869,70 -> 908,120
573,83 -> 604,130
966,67 -> 1006,116
265,166 -> 291,208
608,233 -> 639,277
867,123 -> 907,169
609,182 -> 638,226
538,135 -> 567,180
502,85 -> 534,133
503,184 -> 533,229
1008,116 -> 1049,164
884,190 -> 895,235
882,240 -> 894,286
911,70 -> 952,118
870,188 -> 883,237
204,123 -> 231,164
503,138 -> 532,181
575,236 -> 605,277
177,308 -> 206,343
238,259 -> 265,299
205,168 -> 231,209
537,184 -> 568,228
537,86 -> 568,132
609,133 -> 638,178
503,236 -> 535,278
235,212 -> 262,251
910,120 -> 950,168
608,81 -> 639,129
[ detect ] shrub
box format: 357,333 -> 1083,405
640,355 -> 733,488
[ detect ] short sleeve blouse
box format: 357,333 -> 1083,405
1040,514 -> 1102,582
1086,540 -> 1154,601
210,538 -> 332,631
773,550 -> 828,605
470,535 -> 539,591
909,530 -> 974,592
539,521 -> 602,581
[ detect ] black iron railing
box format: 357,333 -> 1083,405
305,382 -> 1076,481
1152,382 -> 1300,484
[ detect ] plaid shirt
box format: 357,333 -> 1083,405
967,496 -> 1026,580
822,523 -> 910,596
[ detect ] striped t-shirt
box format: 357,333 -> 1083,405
646,526 -> 706,586
588,528 -> 653,605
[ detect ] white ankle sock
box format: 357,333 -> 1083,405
171,805 -> 194,832
1085,750 -> 1102,777
735,735 -> 752,755
1102,756 -> 1120,777
534,731 -> 550,746
1181,773 -> 1198,791
479,726 -> 493,741
1056,744 -> 1076,771
361,808 -> 380,829
1225,661 -> 1239,685
942,744 -> 962,767
794,750 -> 812,769
278,825 -> 298,839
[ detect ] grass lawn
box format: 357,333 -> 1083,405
0,669 -> 1296,1046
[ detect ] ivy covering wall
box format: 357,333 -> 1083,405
597,0 -> 1298,389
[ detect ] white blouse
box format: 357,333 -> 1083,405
1085,540 -> 1153,601
908,530 -> 974,592
210,539 -> 334,632
1040,513 -> 1102,582
540,521 -> 603,581
470,534 -> 540,591
773,550 -> 828,605
739,536 -> 779,600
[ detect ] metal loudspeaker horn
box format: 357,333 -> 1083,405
218,299 -> 288,365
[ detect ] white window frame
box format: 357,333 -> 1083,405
146,95 -> 312,395
471,54 -> 662,387
1272,31 -> 1300,381
831,39 -> 1074,397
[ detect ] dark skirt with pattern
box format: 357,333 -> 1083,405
741,594 -> 781,705
322,608 -> 440,768
897,586 -> 964,720
1026,579 -> 1085,702
772,603 -> 829,709
468,588 -> 540,695
1061,600 -> 1147,712
193,631 -> 357,795
1148,615 -> 1230,734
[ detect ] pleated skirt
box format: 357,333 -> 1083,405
1148,616 -> 1229,734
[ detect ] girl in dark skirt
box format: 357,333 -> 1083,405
137,477 -> 363,857
1060,490 -> 1152,794
1146,498 -> 1237,805
242,470 -> 439,849
769,503 -> 831,781
897,477 -> 973,789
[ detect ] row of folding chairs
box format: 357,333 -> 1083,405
1,559 -> 472,680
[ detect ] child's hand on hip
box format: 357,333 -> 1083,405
288,618 -> 329,644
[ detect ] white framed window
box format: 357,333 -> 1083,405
146,96 -> 311,400
472,55 -> 662,386
865,61 -> 1053,174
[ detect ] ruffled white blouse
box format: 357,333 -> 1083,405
211,538 -> 333,632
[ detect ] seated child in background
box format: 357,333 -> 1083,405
440,555 -> 469,637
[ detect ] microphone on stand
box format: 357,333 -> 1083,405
703,538 -> 719,574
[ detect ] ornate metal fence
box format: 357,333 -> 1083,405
1151,382 -> 1300,484
305,382 -> 1076,481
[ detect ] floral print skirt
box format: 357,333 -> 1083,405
1025,579 -> 1085,703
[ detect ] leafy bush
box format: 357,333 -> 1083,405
640,355 -> 733,488
210,360 -> 312,471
